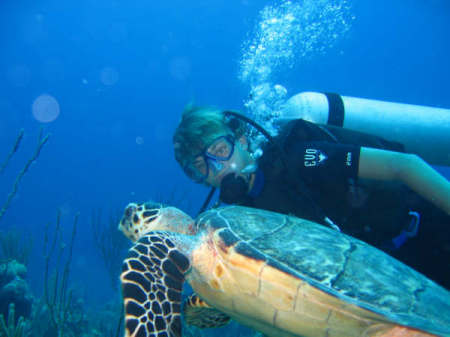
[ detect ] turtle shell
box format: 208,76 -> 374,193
198,206 -> 450,336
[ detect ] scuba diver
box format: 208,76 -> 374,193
172,104 -> 450,288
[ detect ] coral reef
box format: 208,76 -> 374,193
0,128 -> 50,223
0,130 -> 24,175
42,211 -> 80,337
91,209 -> 129,291
0,229 -> 33,267
0,303 -> 30,337
0,261 -> 33,324
85,298 -> 123,337
29,294 -> 92,337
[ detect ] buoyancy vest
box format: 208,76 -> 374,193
246,119 -> 413,248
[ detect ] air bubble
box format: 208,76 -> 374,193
239,0 -> 354,85
100,67 -> 119,86
239,0 -> 354,137
32,94 -> 60,123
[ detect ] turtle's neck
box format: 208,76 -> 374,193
161,207 -> 197,235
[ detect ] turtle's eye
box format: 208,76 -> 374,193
143,210 -> 158,219
142,211 -> 158,224
125,205 -> 134,219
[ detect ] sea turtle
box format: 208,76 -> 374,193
118,202 -> 450,337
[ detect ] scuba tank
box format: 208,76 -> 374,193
281,92 -> 450,166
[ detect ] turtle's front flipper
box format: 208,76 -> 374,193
183,293 -> 231,328
121,232 -> 190,337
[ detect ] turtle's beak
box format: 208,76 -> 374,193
118,203 -> 140,242
118,202 -> 162,242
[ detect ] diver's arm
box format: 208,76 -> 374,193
358,147 -> 450,215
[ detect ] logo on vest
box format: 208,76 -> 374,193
346,152 -> 352,166
304,148 -> 327,167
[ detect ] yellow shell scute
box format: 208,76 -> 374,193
258,264 -> 302,312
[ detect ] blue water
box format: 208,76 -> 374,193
0,0 -> 449,335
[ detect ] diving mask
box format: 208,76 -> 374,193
184,135 -> 235,183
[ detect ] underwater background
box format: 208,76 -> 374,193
0,0 -> 449,336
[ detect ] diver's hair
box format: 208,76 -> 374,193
173,104 -> 245,168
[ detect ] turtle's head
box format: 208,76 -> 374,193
119,201 -> 196,242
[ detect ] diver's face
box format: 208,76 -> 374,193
204,136 -> 254,188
